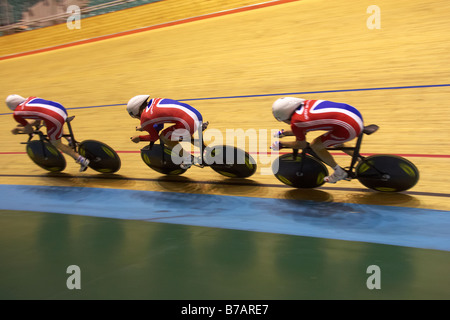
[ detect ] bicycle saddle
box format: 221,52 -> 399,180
363,124 -> 379,135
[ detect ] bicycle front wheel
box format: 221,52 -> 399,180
356,154 -> 419,192
26,140 -> 66,172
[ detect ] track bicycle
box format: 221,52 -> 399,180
20,116 -> 121,173
140,122 -> 257,178
272,124 -> 419,192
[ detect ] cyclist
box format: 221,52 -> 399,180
271,97 -> 364,183
127,95 -> 204,169
6,94 -> 90,172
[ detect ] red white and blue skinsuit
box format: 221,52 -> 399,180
13,97 -> 68,140
291,100 -> 364,146
138,98 -> 203,142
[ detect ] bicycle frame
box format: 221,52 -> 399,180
149,137 -> 209,169
64,116 -> 79,151
21,115 -> 78,150
143,121 -> 257,178
293,124 -> 380,179
148,121 -> 210,168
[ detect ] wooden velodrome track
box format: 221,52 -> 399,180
0,0 -> 449,300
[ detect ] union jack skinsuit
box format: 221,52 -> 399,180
139,98 -> 203,142
291,100 -> 364,147
13,97 -> 68,140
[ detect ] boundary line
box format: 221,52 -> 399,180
1,83 -> 449,116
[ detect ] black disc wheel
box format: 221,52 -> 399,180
204,145 -> 257,178
26,140 -> 66,172
356,155 -> 419,192
272,153 -> 329,188
140,144 -> 188,175
78,140 -> 121,173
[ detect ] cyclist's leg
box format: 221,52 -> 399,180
313,124 -> 360,160
159,126 -> 189,149
310,130 -> 351,183
47,120 -> 89,171
309,137 -> 338,168
160,126 -> 193,168
46,120 -> 77,159
50,138 -> 78,160
50,139 -> 90,171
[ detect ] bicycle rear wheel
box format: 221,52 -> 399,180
78,140 -> 121,173
140,144 -> 188,175
272,153 -> 328,188
26,140 -> 66,172
356,155 -> 419,192
204,145 -> 257,178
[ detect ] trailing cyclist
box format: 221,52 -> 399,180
6,94 -> 90,172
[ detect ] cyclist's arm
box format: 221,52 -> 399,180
11,123 -> 33,135
279,139 -> 307,149
275,129 -> 294,138
12,114 -> 37,133
29,120 -> 42,127
282,130 -> 295,136
131,122 -> 161,143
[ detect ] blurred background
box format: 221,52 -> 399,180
0,0 -> 160,33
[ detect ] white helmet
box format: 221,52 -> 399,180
272,97 -> 305,121
6,94 -> 26,111
127,94 -> 150,118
